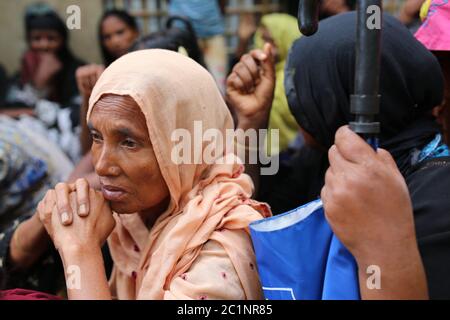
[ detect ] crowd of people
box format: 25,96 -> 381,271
0,0 -> 449,300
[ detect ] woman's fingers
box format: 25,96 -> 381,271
249,44 -> 275,81
232,62 -> 254,93
227,72 -> 246,93
328,144 -> 356,176
75,178 -> 90,217
377,148 -> 398,170
334,126 -> 376,165
241,54 -> 260,83
249,48 -> 267,61
55,183 -> 73,226
38,189 -> 55,223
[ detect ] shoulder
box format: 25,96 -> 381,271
165,238 -> 246,300
406,156 -> 450,238
165,230 -> 262,300
406,156 -> 450,299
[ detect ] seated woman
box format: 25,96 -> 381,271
2,3 -> 85,163
76,16 -> 206,192
0,18 -> 213,296
228,12 -> 450,299
4,3 -> 84,111
37,49 -> 270,300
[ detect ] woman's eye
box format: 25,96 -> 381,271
90,132 -> 102,142
122,139 -> 137,148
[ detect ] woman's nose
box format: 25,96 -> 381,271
111,35 -> 123,48
38,39 -> 50,51
94,147 -> 121,177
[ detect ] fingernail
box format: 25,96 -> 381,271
79,204 -> 87,215
61,212 -> 69,224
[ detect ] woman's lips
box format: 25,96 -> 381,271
101,185 -> 127,202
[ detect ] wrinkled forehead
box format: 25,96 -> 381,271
90,94 -> 149,135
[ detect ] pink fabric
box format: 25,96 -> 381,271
0,289 -> 62,300
415,0 -> 450,51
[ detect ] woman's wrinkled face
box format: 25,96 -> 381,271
29,29 -> 63,53
101,16 -> 138,59
89,95 -> 170,216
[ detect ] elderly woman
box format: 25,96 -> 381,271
37,49 -> 269,300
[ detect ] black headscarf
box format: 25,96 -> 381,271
25,3 -> 68,42
277,12 -> 450,299
285,12 -> 444,173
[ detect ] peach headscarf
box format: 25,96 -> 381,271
87,49 -> 271,299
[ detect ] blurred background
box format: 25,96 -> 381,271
0,0 -> 411,76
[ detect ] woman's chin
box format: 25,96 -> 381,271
110,202 -> 137,214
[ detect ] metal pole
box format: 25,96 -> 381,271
297,0 -> 319,36
350,0 -> 382,147
297,0 -> 382,147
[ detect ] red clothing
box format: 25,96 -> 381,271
0,289 -> 61,300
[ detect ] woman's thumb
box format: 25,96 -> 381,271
262,43 -> 275,80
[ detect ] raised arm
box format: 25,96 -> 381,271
226,43 -> 276,191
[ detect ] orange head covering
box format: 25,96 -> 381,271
87,49 -> 271,299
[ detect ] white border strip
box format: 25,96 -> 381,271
262,287 -> 296,300
251,199 -> 323,232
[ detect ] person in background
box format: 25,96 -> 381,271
253,13 -> 301,154
1,3 -> 85,165
4,2 -> 84,113
131,16 -> 206,68
99,9 -> 140,68
415,0 -> 450,144
227,12 -> 450,299
168,0 -> 228,94
233,13 -> 257,64
76,9 -> 139,107
319,0 -> 355,19
76,9 -> 139,155
398,0 -> 426,32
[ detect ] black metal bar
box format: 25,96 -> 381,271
350,0 -> 382,143
297,0 -> 320,36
